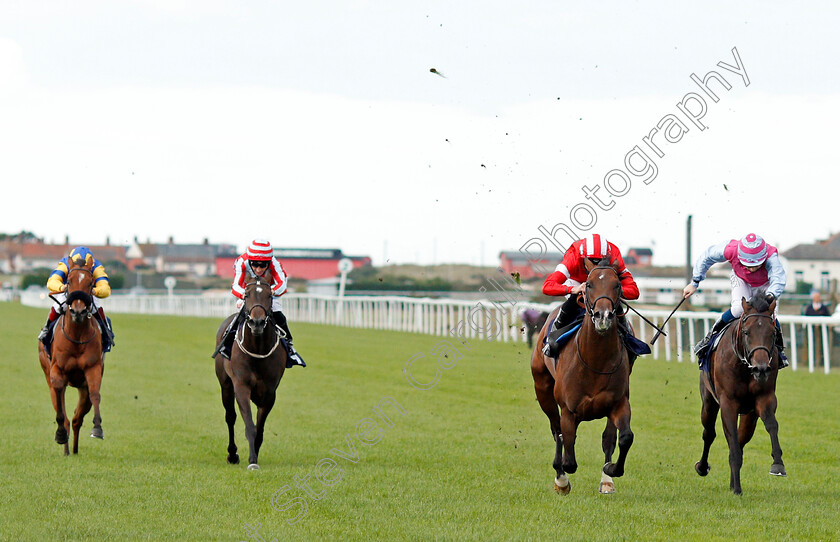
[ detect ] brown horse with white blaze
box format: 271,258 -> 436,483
695,295 -> 786,495
38,257 -> 105,455
214,277 -> 287,470
531,258 -> 633,495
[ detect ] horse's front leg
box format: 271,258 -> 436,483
49,367 -> 70,455
71,386 -> 92,454
219,376 -> 239,464
232,382 -> 259,469
85,365 -> 104,440
253,392 -> 276,463
600,419 -> 618,493
603,398 -> 632,478
695,379 -> 719,476
559,409 -> 579,475
719,397 -> 743,495
532,361 -> 567,493
757,394 -> 786,476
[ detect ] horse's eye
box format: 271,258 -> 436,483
586,281 -> 592,288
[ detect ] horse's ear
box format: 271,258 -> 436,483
769,298 -> 777,313
741,297 -> 749,312
584,258 -> 596,273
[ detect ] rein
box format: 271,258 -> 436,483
731,313 -> 776,369
235,323 -> 283,359
56,313 -> 97,345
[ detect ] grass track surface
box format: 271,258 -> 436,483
1,302 -> 838,541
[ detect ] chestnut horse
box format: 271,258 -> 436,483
214,278 -> 287,470
531,259 -> 632,495
695,295 -> 786,495
38,258 -> 104,455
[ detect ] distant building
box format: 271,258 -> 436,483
625,247 -> 653,267
0,236 -> 126,273
215,248 -> 371,280
499,251 -> 565,280
783,233 -> 840,291
126,237 -> 235,277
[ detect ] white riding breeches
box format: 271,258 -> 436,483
729,272 -> 778,319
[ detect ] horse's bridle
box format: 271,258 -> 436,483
235,279 -> 284,359
59,266 -> 97,345
573,265 -> 626,375
731,312 -> 777,369
582,265 -> 623,323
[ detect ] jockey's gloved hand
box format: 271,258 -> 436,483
765,293 -> 776,304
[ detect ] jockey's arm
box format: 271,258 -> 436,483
92,262 -> 111,298
46,262 -> 68,293
764,254 -> 787,299
690,242 -> 728,285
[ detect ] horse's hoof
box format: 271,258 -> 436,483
55,430 -> 68,445
695,461 -> 710,477
554,476 -> 571,495
247,463 -> 260,471
599,481 -> 615,494
227,454 -> 240,465
770,464 -> 787,477
90,427 -> 104,439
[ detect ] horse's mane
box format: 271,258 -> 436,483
748,294 -> 771,313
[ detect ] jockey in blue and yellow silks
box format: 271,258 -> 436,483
38,246 -> 115,353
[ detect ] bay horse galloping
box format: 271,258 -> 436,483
214,278 -> 287,470
531,258 -> 633,495
38,258 -> 104,455
695,295 -> 785,495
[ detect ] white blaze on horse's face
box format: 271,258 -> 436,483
256,286 -> 263,294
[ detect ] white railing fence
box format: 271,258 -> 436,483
18,290 -> 838,374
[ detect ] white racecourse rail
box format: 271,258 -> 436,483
19,290 -> 838,374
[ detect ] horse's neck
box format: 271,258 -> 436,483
61,314 -> 94,340
578,319 -> 622,357
241,324 -> 277,353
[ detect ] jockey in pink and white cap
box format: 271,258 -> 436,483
683,233 -> 788,365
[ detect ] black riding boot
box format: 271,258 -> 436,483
775,320 -> 789,369
542,295 -> 581,359
272,311 -> 306,368
618,314 -> 637,367
212,311 -> 243,359
694,315 -> 729,358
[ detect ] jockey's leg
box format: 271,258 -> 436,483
694,309 -> 735,357
542,294 -> 582,358
212,311 -> 243,359
272,310 -> 306,368
774,319 -> 789,369
617,313 -> 638,367
38,307 -> 60,342
94,303 -> 114,351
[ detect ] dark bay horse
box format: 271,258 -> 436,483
531,259 -> 632,495
38,258 -> 104,455
695,295 -> 785,495
214,278 -> 287,470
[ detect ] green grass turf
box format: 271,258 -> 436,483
1,301 -> 838,541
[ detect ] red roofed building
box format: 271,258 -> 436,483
215,248 -> 371,280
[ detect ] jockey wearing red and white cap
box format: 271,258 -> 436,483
683,233 -> 788,365
541,234 -> 640,358
214,239 -> 305,367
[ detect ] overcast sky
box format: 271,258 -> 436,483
1,1 -> 838,268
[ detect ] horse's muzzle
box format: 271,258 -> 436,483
593,309 -> 615,333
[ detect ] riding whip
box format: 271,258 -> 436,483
650,296 -> 688,345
